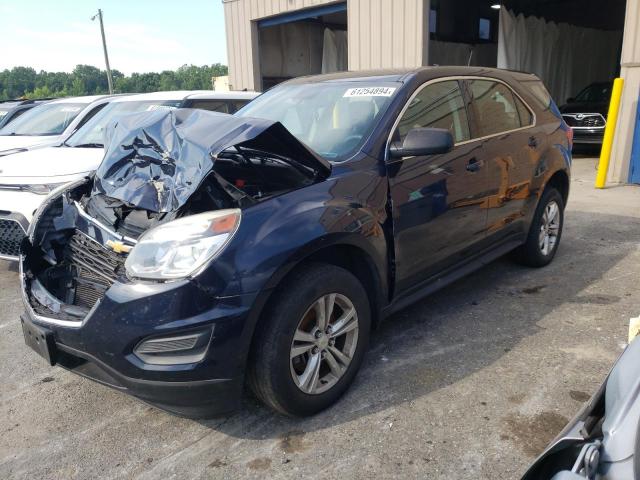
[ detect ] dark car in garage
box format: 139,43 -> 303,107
560,82 -> 613,146
20,66 -> 572,418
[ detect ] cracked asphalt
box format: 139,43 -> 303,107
1,157 -> 639,479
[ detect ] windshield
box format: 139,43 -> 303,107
0,102 -> 85,136
65,100 -> 182,148
575,84 -> 612,103
236,81 -> 400,161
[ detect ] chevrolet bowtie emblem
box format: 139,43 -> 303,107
106,239 -> 133,254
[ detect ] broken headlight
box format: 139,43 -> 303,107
124,209 -> 241,280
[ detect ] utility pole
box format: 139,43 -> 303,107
91,9 -> 114,94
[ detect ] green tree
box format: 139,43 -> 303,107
0,64 -> 229,100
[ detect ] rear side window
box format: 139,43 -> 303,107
520,79 -> 552,111
8,108 -> 29,123
515,96 -> 534,127
233,100 -> 250,112
188,100 -> 231,114
397,80 -> 471,144
468,80 -> 532,137
73,103 -> 106,131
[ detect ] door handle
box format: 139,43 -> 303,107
466,157 -> 481,173
529,136 -> 538,148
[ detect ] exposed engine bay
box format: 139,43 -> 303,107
22,109 -> 330,322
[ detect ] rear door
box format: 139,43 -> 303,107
388,79 -> 489,293
465,79 -> 539,240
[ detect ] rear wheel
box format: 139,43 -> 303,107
247,263 -> 370,416
514,187 -> 564,267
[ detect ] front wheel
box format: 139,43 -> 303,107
513,187 -> 564,267
247,263 -> 371,416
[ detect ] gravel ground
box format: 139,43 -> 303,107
1,157 -> 638,479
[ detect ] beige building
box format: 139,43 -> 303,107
222,0 -> 640,184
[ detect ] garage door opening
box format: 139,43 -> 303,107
499,0 -> 626,104
427,0 -> 626,106
428,0 -> 500,68
257,3 -> 348,91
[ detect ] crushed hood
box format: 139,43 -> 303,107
92,108 -> 331,213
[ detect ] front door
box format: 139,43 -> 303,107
387,80 -> 488,294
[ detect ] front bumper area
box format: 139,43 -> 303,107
572,128 -> 605,145
0,212 -> 28,260
21,263 -> 261,417
22,312 -> 242,417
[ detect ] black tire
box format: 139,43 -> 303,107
513,187 -> 565,267
247,263 -> 371,417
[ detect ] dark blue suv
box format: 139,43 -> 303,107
20,67 -> 572,417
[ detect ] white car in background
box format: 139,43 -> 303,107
0,90 -> 259,260
0,95 -> 117,156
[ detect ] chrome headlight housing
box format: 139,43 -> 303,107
125,209 -> 241,281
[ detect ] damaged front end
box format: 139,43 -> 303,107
21,108 -> 331,324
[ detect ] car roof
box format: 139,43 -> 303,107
0,98 -> 54,107
49,94 -> 113,104
109,90 -> 260,103
186,91 -> 259,100
109,91 -> 203,102
283,66 -> 539,86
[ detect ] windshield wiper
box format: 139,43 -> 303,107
72,143 -> 104,148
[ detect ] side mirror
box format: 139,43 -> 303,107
389,127 -> 454,159
566,97 -> 576,103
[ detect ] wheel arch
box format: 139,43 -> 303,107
260,239 -> 388,331
240,240 -> 388,390
546,168 -> 570,206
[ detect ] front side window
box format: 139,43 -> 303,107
469,80 -> 529,137
236,81 -> 399,161
396,80 -> 471,144
0,102 -> 85,136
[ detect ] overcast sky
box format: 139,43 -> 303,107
0,0 -> 228,74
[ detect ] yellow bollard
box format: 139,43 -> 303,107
595,77 -> 624,188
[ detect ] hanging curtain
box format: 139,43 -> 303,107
321,28 -> 348,74
498,9 -> 621,103
430,41 -> 498,68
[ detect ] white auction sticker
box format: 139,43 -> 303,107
60,107 -> 81,112
146,105 -> 178,111
344,87 -> 396,98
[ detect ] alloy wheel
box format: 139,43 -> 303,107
539,200 -> 561,256
289,293 -> 359,395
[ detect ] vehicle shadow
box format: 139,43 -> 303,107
198,209 -> 639,439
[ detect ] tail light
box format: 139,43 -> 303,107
565,126 -> 574,148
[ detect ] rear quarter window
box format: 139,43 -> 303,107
469,80 -> 522,137
519,79 -> 552,112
